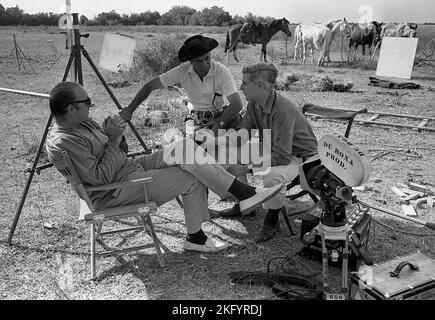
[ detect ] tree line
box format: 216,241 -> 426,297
0,4 -> 275,26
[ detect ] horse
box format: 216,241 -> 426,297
294,18 -> 351,66
381,22 -> 418,38
347,21 -> 383,61
224,18 -> 292,63
370,23 -> 418,59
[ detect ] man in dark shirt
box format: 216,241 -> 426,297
217,63 -> 318,243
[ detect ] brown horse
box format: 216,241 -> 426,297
224,18 -> 292,63
347,21 -> 383,61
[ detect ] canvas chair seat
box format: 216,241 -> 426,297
52,151 -> 166,279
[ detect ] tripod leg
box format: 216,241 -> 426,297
16,44 -> 37,75
341,233 -> 350,299
0,48 -> 16,73
8,114 -> 55,245
15,46 -> 21,71
63,47 -> 77,82
80,47 -> 151,154
321,234 -> 329,299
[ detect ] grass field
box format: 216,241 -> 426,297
0,24 -> 434,301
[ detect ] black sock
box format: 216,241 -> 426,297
186,229 -> 207,245
228,179 -> 256,201
264,209 -> 280,227
232,203 -> 241,214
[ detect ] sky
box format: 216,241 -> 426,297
2,0 -> 435,23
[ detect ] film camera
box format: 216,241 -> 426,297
297,135 -> 373,270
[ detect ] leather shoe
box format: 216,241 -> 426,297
254,221 -> 280,243
240,183 -> 284,215
184,237 -> 230,253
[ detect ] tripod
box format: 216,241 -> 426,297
302,222 -> 353,300
7,13 -> 152,245
0,34 -> 37,75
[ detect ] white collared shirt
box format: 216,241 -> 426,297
159,60 -> 238,112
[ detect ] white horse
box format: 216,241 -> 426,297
294,18 -> 350,66
371,23 -> 417,59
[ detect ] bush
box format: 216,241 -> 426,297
274,73 -> 300,90
134,35 -> 185,80
311,76 -> 353,92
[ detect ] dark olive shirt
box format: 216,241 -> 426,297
241,90 -> 318,166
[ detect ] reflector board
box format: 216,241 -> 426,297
376,37 -> 418,79
99,33 -> 136,73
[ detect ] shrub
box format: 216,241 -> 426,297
134,35 -> 185,80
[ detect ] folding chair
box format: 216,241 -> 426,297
52,151 -> 166,279
280,104 -> 368,235
46,40 -> 62,69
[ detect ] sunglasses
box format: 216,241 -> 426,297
68,97 -> 94,107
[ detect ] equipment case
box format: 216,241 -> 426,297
350,251 -> 435,300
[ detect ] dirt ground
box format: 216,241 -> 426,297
0,25 -> 434,301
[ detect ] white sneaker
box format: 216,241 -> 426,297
184,237 -> 230,253
239,183 -> 284,215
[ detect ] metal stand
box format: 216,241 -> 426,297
414,39 -> 435,68
46,40 -> 63,69
303,223 -> 352,300
0,34 -> 37,75
7,13 -> 151,245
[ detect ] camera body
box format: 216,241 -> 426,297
299,155 -> 353,228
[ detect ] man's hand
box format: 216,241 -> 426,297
112,114 -> 126,127
227,164 -> 250,177
118,105 -> 134,122
103,116 -> 125,147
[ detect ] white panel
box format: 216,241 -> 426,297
376,37 -> 418,79
99,33 -> 136,73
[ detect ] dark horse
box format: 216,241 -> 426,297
347,21 -> 383,61
224,18 -> 292,63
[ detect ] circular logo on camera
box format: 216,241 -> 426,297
318,134 -> 371,186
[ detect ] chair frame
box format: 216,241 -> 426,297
53,151 -> 166,279
281,104 -> 368,234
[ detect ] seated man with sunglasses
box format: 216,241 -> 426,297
119,34 -> 243,140
46,81 -> 283,253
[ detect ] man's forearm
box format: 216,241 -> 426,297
127,84 -> 153,111
215,93 -> 243,127
127,77 -> 164,112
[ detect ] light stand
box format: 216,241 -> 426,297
0,34 -> 37,75
7,13 -> 152,245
